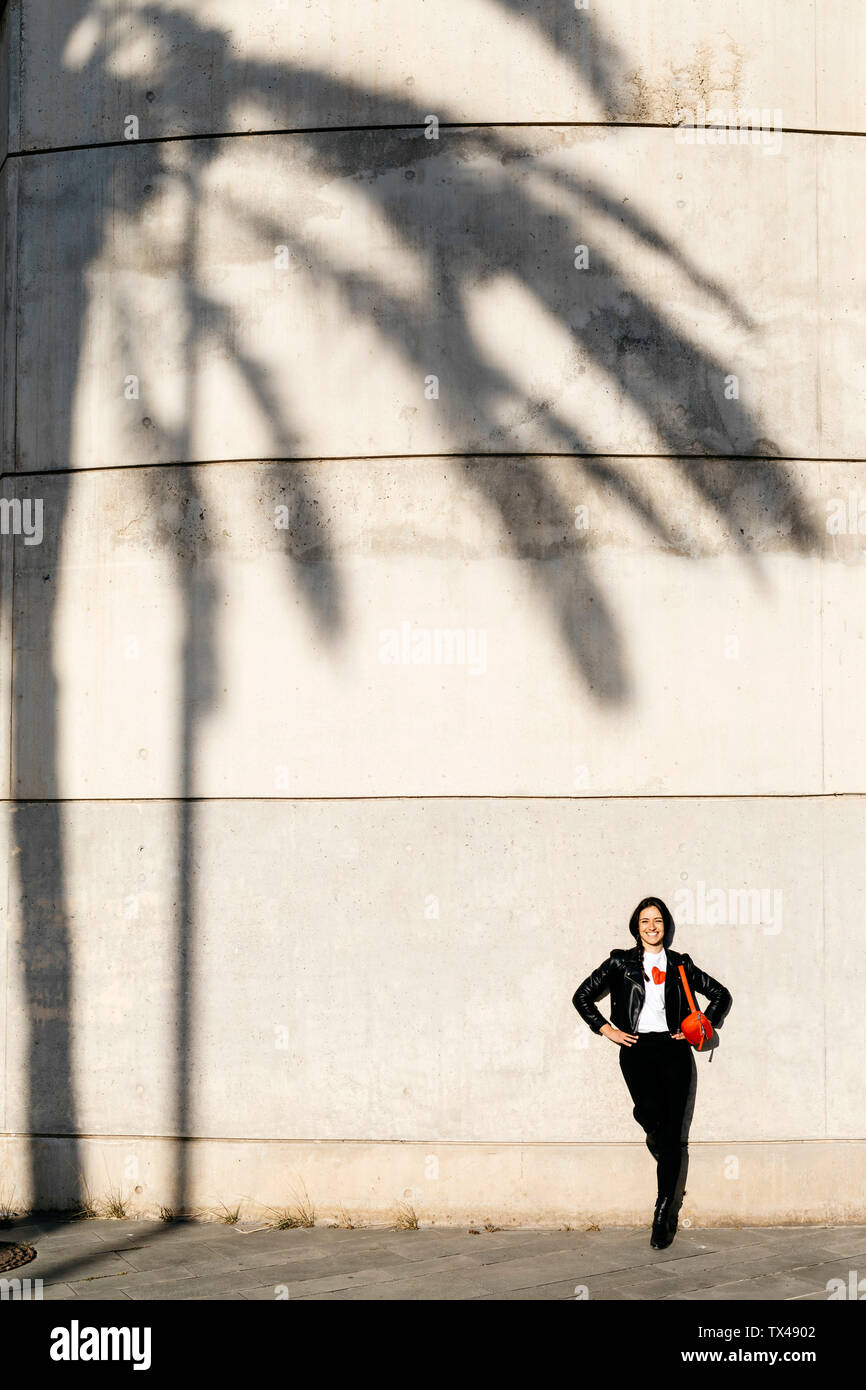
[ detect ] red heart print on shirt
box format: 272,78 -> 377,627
652,966 -> 666,984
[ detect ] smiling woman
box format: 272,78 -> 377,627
572,896 -> 732,1249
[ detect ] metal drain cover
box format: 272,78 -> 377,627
0,1243 -> 37,1273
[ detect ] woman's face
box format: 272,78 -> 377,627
638,906 -> 665,949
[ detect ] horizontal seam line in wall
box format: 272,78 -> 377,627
0,794 -> 862,805
2,453 -> 865,481
1,120 -> 865,166
1,1133 -> 859,1146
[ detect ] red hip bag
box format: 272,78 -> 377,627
679,963 -> 713,1049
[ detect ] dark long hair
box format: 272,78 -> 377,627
628,896 -> 675,980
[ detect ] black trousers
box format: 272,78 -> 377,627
618,1031 -> 692,1201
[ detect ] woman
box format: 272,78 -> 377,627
572,897 -> 731,1249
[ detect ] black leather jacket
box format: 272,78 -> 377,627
573,944 -> 731,1036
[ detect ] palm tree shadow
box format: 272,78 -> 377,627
3,0 -> 820,1260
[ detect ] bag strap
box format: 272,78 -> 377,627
678,963 -> 698,1013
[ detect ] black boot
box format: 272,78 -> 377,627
665,1196 -> 680,1241
650,1194 -> 675,1249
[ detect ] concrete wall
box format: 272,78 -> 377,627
1,0 -> 865,1224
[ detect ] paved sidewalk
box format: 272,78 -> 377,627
3,1218 -> 864,1301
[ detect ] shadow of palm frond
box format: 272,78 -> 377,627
228,96 -> 816,689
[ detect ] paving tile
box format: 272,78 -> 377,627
787,1258 -> 866,1289
22,1233 -> 113,1255
241,1285 -> 300,1300
278,1234 -> 389,1245
674,1229 -> 805,1254
129,1223 -> 238,1246
296,1273 -> 493,1301
66,1286 -> 135,1301
120,1243 -> 244,1275
188,1237 -> 323,1265
741,1241 -> 847,1267
240,1277 -> 389,1300
154,1225 -> 240,1243
123,1257 -> 392,1301
187,1292 -> 249,1300
234,1248 -> 412,1280
233,1258 -> 359,1286
670,1237 -> 843,1269
656,1248 -> 797,1279
214,1243 -> 380,1272
565,1238 -> 664,1263
25,1255 -> 138,1287
125,1272 -> 264,1301
795,1239 -> 866,1262
730,1230 -> 835,1255
382,1233 -> 579,1264
333,1253 -> 482,1285
473,1285 -> 586,1301
633,1260 -> 796,1297
3,1226 -> 97,1246
673,1272 -> 830,1301
756,1253 -> 858,1281
478,1238 -> 616,1264
261,1265 -> 434,1298
473,1276 -> 655,1300
195,1234 -> 332,1258
458,1249 -> 646,1294
196,1227 -> 321,1247
678,1228 -> 795,1251
66,1267 -> 199,1297
93,1223 -> 167,1243
594,1265 -> 685,1296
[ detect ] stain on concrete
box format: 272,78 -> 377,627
620,34 -> 745,125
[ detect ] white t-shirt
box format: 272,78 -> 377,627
636,947 -> 670,1033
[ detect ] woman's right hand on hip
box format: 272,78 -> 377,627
600,1024 -> 639,1046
